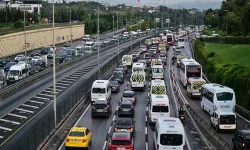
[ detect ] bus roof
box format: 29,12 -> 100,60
92,80 -> 109,88
133,63 -> 144,68
202,83 -> 234,93
181,58 -> 200,66
151,94 -> 169,102
157,117 -> 184,130
151,79 -> 165,85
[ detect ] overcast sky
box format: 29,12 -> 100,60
85,0 -> 224,10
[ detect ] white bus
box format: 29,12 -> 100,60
179,58 -> 202,87
7,63 -> 31,84
177,38 -> 185,48
200,83 -> 236,115
91,80 -> 111,104
154,117 -> 185,150
166,33 -> 174,42
149,94 -> 170,124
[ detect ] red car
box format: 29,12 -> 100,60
108,132 -> 134,150
168,41 -> 176,46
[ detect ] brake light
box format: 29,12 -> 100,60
183,144 -> 186,150
128,128 -> 133,131
66,139 -> 69,142
82,139 -> 87,143
149,114 -> 152,118
115,128 -> 119,131
157,144 -> 159,149
180,114 -> 185,117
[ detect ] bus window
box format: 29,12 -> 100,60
216,92 -> 233,101
186,65 -> 201,78
220,115 -> 235,124
160,134 -> 183,146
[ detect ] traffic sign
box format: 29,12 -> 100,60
155,18 -> 160,23
166,19 -> 170,23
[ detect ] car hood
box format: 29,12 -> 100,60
115,125 -> 133,129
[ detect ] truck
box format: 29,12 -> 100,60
122,55 -> 133,68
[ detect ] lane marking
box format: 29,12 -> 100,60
16,108 -> 34,113
44,89 -> 58,93
0,119 -> 20,125
34,96 -> 50,100
38,93 -> 53,97
67,76 -> 78,80
112,115 -> 116,121
60,80 -> 74,84
29,100 -> 44,104
47,87 -> 62,92
0,136 -> 3,139
63,78 -> 76,82
145,127 -> 147,134
108,126 -> 112,134
8,113 -> 27,119
0,126 -> 12,131
55,85 -> 67,89
116,106 -> 118,111
21,104 -> 39,109
145,115 -> 147,122
145,142 -> 148,150
56,83 -> 70,86
102,141 -> 107,150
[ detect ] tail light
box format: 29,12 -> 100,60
115,128 -> 119,131
218,118 -> 220,125
66,139 -> 69,142
183,144 -> 186,150
82,139 -> 87,143
128,128 -> 133,131
180,114 -> 185,117
242,142 -> 245,147
157,144 -> 159,149
149,114 -> 152,118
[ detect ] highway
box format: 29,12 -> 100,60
170,34 -> 250,147
0,33 -> 149,149
56,44 -> 206,150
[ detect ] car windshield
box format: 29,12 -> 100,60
33,56 -> 39,59
111,140 -> 131,145
160,134 -> 183,146
216,92 -> 233,101
152,68 -> 163,73
186,65 -> 201,78
116,119 -> 132,126
92,88 -> 106,93
220,115 -> 235,124
141,46 -> 146,48
110,81 -> 118,85
152,106 -> 169,112
69,131 -> 85,137
123,92 -> 134,97
8,70 -> 19,76
94,104 -> 107,109
113,72 -> 122,77
121,104 -> 132,108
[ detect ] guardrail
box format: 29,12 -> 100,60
170,67 -> 232,150
0,36 -> 146,100
188,35 -> 250,122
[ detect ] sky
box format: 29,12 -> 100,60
87,0 -> 224,10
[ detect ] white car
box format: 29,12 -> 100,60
140,45 -> 147,52
138,59 -> 147,70
15,55 -> 25,61
32,56 -> 42,62
82,35 -> 90,41
158,54 -> 167,65
76,44 -> 84,50
150,48 -> 157,54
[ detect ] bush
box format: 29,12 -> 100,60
13,20 -> 23,28
194,39 -> 250,110
202,37 -> 250,45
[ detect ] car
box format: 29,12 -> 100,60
40,46 -> 54,54
140,45 -> 147,52
132,53 -> 139,62
32,56 -> 42,62
143,53 -> 151,66
82,34 -> 90,41
110,80 -> 120,92
232,129 -> 250,150
30,50 -> 41,57
121,91 -> 136,105
138,59 -> 147,70
76,44 -> 85,50
65,126 -> 92,150
91,99 -> 112,118
32,59 -> 46,68
115,65 -> 128,74
0,58 -> 10,68
111,71 -> 124,83
64,42 -> 71,47
4,61 -> 16,71
47,50 -> 53,59
149,47 -> 157,54
115,118 -> 136,136
108,132 -> 134,150
118,100 -> 134,117
15,55 -> 25,61
158,54 -> 167,65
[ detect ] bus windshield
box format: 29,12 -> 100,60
186,65 -> 201,78
152,68 -> 163,73
178,39 -> 184,42
216,92 -> 233,101
220,115 -> 235,124
160,134 -> 183,146
152,106 -> 169,112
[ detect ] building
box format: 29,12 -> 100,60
0,0 -> 42,13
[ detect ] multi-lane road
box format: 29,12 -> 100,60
55,43 -> 206,150
0,30 -> 148,149
170,34 -> 250,147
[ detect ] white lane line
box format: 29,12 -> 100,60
70,74 -> 81,78
16,108 -> 34,113
29,100 -> 44,104
145,127 -> 147,134
116,106 -> 118,111
67,76 -> 78,79
0,119 -> 20,125
58,104 -> 90,150
73,72 -> 83,75
145,142 -> 148,150
146,106 -> 148,112
8,113 -> 27,119
47,87 -> 62,92
0,136 -> 3,139
0,126 -> 12,131
34,96 -> 50,100
22,104 -> 39,109
236,113 -> 250,123
60,80 -> 74,84
112,115 -> 116,121
145,115 -> 147,122
44,89 -> 58,93
39,93 -> 53,97
102,141 -> 107,150
55,85 -> 67,89
56,83 -> 70,86
63,78 -> 76,82
108,126 -> 112,134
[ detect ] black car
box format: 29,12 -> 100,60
0,58 -> 10,68
116,65 -> 128,74
111,71 -> 124,83
118,100 -> 134,117
4,61 -> 16,71
110,80 -> 120,92
232,129 -> 250,150
32,60 -> 46,68
64,42 -> 71,47
114,118 -> 136,136
31,50 -> 41,57
121,91 -> 136,105
132,54 -> 138,62
40,46 -> 53,54
91,100 -> 112,118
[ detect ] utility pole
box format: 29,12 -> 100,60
113,14 -> 114,37
23,5 -> 27,77
70,9 -> 72,44
97,0 -> 100,77
117,7 -> 119,62
52,0 -> 57,129
130,5 -> 133,52
139,1 -> 141,45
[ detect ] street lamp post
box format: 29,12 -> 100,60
130,6 -> 133,52
139,1 -> 141,45
224,10 -> 228,37
23,7 -> 27,77
97,0 -> 100,77
70,9 -> 72,44
52,0 -> 57,129
117,6 -> 120,62
113,14 -> 114,37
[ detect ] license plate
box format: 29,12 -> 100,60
120,129 -> 127,131
117,148 -> 125,150
97,110 -> 103,112
224,126 -> 232,128
72,140 -> 79,142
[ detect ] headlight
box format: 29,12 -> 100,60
92,98 -> 98,101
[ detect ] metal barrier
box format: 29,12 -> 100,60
170,67 -> 231,150
188,38 -> 250,122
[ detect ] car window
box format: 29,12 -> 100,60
92,88 -> 106,93
160,134 -> 183,146
123,92 -> 134,97
111,140 -> 131,145
121,104 -> 132,108
116,119 -> 132,126
69,131 -> 85,137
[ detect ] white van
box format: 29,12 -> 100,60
210,110 -> 236,132
122,55 -> 133,67
149,94 -> 170,124
91,80 -> 111,104
7,63 -> 31,84
154,117 -> 186,150
151,65 -> 164,79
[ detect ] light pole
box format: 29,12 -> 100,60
97,0 -> 100,77
117,6 -> 120,62
130,6 -> 133,52
70,8 -> 72,44
23,6 -> 27,77
224,10 -> 228,37
113,14 -> 114,37
52,0 -> 57,129
139,1 -> 141,45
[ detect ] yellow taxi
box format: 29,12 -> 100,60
65,126 -> 92,150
